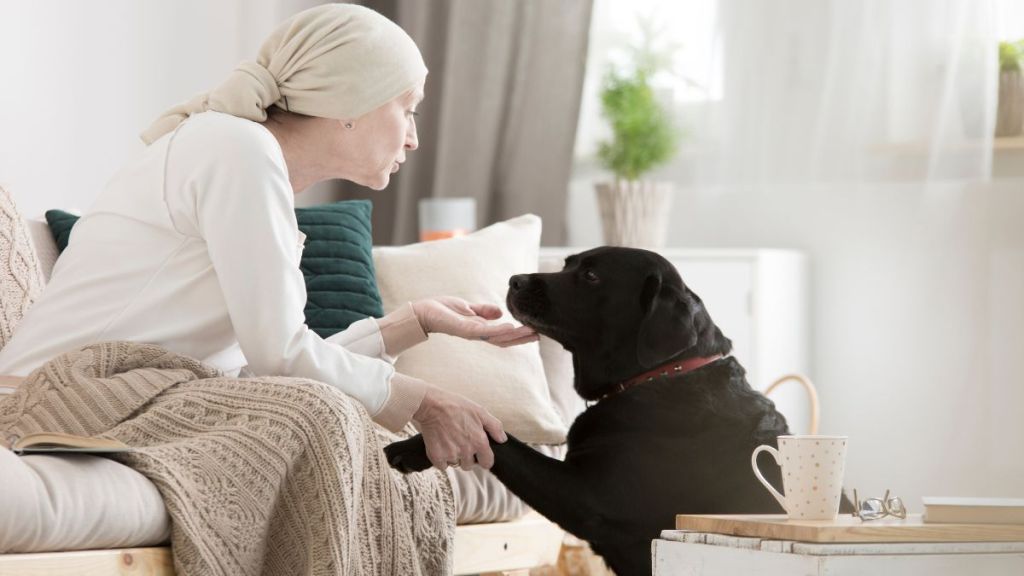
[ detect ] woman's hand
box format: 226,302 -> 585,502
412,385 -> 507,470
412,296 -> 537,347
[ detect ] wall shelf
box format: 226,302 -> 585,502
994,136 -> 1024,150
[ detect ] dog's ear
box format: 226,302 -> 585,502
636,272 -> 700,369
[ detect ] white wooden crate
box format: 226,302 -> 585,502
653,529 -> 1024,576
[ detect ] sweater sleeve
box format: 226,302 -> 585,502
326,302 -> 428,363
163,115 -> 419,430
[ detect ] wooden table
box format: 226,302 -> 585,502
652,514 -> 1024,576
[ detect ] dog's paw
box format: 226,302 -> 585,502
383,434 -> 433,473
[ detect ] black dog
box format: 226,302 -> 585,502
386,247 -> 798,575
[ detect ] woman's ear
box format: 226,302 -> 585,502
635,273 -> 699,369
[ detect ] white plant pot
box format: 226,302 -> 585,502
595,180 -> 673,248
996,70 -> 1024,137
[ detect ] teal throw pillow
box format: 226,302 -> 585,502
295,200 -> 384,336
44,200 -> 383,337
45,209 -> 78,252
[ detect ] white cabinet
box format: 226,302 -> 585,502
539,248 -> 811,434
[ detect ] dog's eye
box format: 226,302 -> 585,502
582,270 -> 600,284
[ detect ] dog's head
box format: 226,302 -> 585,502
507,246 -> 732,400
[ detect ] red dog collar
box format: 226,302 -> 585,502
599,355 -> 724,401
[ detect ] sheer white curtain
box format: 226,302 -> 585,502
689,0 -> 998,187
573,0 -> 1022,504
683,0 -> 1019,504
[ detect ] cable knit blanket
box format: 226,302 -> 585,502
0,341 -> 455,576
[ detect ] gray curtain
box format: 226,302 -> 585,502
317,0 -> 592,246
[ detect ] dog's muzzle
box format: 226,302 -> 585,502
508,274 -> 531,292
506,274 -> 545,322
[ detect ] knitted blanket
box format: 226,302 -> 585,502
0,341 -> 455,576
0,186 -> 45,348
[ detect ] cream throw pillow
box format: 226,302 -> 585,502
372,214 -> 567,444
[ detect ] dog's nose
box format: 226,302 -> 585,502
509,274 -> 530,291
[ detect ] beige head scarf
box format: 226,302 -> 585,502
141,3 -> 427,144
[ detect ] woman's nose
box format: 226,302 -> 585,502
405,121 -> 419,151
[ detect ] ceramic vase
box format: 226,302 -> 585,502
595,180 -> 673,248
996,70 -> 1024,137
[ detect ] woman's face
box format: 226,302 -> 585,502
332,84 -> 424,190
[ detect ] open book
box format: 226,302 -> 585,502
923,497 -> 1024,525
8,432 -> 133,455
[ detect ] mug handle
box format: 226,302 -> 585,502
751,445 -> 788,513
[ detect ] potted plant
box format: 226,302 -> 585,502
996,39 -> 1024,137
595,48 -> 680,248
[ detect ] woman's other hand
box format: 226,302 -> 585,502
412,296 -> 537,346
412,385 -> 507,470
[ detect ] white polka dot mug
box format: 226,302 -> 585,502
751,435 -> 848,521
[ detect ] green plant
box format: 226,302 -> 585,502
596,67 -> 679,182
999,39 -> 1024,73
596,11 -> 681,183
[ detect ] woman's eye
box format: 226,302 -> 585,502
583,270 -> 600,283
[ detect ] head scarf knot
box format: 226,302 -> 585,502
140,3 -> 427,144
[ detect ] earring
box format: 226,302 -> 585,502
344,122 -> 354,130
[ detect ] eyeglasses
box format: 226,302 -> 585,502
852,489 -> 907,521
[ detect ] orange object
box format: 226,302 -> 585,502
419,229 -> 470,242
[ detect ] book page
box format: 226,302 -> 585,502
11,432 -> 132,454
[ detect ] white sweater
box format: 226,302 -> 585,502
0,112 -> 426,431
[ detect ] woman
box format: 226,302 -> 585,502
0,3 -> 535,472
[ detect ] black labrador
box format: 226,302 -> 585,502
386,246 -> 800,575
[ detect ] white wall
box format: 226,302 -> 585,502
570,157 -> 1024,507
0,0 -> 288,217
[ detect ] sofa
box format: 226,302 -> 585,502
0,190 -> 816,576
0,190 -> 590,575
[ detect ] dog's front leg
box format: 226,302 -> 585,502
488,436 -> 609,542
385,434 -> 607,541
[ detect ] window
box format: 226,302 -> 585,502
574,0 -> 721,160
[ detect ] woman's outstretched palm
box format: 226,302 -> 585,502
412,296 -> 537,346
